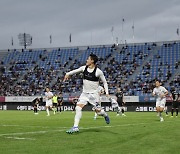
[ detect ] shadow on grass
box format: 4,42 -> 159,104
79,128 -> 119,135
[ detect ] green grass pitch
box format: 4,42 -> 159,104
0,110 -> 179,154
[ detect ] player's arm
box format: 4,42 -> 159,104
48,93 -> 53,99
63,66 -> 85,81
123,93 -> 126,104
98,70 -> 109,97
152,89 -> 156,96
161,87 -> 168,98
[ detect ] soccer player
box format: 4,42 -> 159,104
63,54 -> 110,134
57,93 -> 63,113
32,97 -> 40,114
116,87 -> 126,116
52,94 -> 58,114
171,87 -> 179,117
152,80 -> 168,122
45,87 -> 53,116
164,105 -> 169,116
109,97 -> 121,116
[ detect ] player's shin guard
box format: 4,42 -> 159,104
74,106 -> 82,127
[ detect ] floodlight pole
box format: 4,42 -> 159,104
18,33 -> 32,49
24,33 -> 27,49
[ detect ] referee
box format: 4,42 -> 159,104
115,87 -> 126,116
171,87 -> 179,117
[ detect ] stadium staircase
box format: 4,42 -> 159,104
101,45 -> 123,71
126,44 -> 160,84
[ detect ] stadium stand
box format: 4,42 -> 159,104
0,41 -> 179,96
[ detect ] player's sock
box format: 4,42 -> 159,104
122,108 -> 124,114
53,107 -> 56,114
94,112 -> 97,119
165,110 -> 168,115
159,112 -> 164,121
171,109 -> 174,116
97,109 -> 107,117
117,107 -> 121,114
46,108 -> 50,116
74,106 -> 82,127
176,108 -> 178,116
114,107 -> 120,115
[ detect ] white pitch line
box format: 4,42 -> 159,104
0,122 -> 155,137
5,136 -> 36,140
0,120 -> 176,137
0,124 -> 68,129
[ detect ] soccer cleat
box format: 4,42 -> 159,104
104,115 -> 110,124
116,114 -> 120,116
66,127 -> 79,134
122,114 -> 126,116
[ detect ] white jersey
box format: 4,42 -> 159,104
153,86 -> 168,101
45,91 -> 53,103
66,66 -> 109,94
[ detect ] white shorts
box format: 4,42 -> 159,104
112,103 -> 119,108
156,98 -> 166,108
77,92 -> 100,107
46,100 -> 52,107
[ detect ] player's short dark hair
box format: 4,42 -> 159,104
155,80 -> 161,83
89,53 -> 98,64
